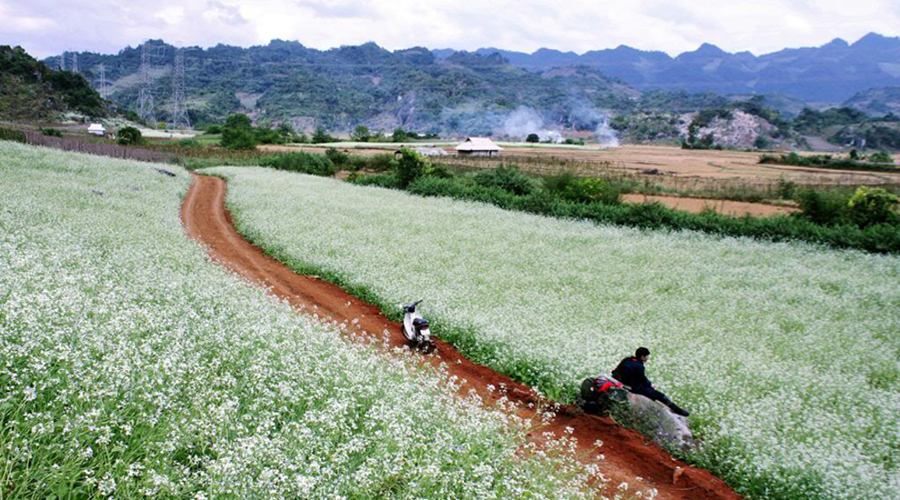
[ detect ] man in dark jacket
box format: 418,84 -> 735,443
612,347 -> 690,417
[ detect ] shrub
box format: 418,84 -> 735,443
351,125 -> 371,142
365,153 -> 395,172
759,152 -> 898,173
116,126 -> 143,145
178,138 -> 201,149
391,128 -> 409,142
221,114 -> 257,150
276,122 -> 295,139
325,148 -> 350,166
393,149 -> 428,188
869,151 -> 894,164
204,124 -> 223,134
526,133 -> 540,143
0,127 -> 26,143
312,126 -> 337,144
776,179 -> 797,200
795,188 -> 850,225
542,171 -> 579,196
124,110 -> 141,123
847,186 -> 899,227
259,152 -> 335,177
350,172 -> 401,189
38,127 -> 63,138
254,126 -> 283,145
472,166 -> 536,196
560,178 -> 621,205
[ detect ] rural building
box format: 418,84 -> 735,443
455,137 -> 503,157
87,123 -> 106,136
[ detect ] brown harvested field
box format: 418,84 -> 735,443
263,144 -> 900,189
622,194 -> 799,217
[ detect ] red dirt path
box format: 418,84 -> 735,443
181,174 -> 741,500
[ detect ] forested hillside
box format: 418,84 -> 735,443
0,45 -> 106,121
58,40 -> 644,133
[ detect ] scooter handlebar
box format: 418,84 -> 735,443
404,299 -> 424,312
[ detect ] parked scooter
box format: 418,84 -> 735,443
401,300 -> 436,354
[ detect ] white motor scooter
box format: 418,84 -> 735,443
401,300 -> 436,354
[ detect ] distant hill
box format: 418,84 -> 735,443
0,45 -> 107,121
31,37 -> 896,148
843,86 -> 900,116
52,39 -> 816,136
443,33 -> 900,103
57,40 -> 650,134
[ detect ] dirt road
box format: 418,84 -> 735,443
181,174 -> 740,500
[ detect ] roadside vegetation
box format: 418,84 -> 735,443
348,151 -> 900,254
0,141 -> 611,499
759,151 -> 897,173
206,165 -> 900,499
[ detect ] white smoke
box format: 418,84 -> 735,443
570,105 -> 620,148
501,107 -> 565,143
595,116 -> 620,148
502,107 -> 543,139
500,105 -> 619,147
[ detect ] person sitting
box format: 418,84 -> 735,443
612,347 -> 690,417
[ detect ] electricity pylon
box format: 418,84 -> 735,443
137,42 -> 157,124
95,63 -> 110,99
169,47 -> 190,129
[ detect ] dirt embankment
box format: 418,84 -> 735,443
181,174 -> 741,500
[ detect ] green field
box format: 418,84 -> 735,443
207,166 -> 900,499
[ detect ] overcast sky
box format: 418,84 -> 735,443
2,0 -> 898,59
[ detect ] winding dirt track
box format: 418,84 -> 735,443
181,174 -> 740,500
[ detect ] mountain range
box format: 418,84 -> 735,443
438,32 -> 900,103
25,33 -> 900,136
44,39 -> 690,133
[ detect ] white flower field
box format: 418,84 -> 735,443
207,166 -> 900,499
0,142 -> 608,498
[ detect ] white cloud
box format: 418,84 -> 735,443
0,0 -> 897,58
155,6 -> 184,25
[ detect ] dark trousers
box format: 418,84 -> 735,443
633,387 -> 675,408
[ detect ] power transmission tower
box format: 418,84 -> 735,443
59,52 -> 66,71
138,42 -> 157,124
71,53 -> 78,74
95,63 -> 110,99
169,47 -> 190,129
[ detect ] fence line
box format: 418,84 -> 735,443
0,126 -> 175,163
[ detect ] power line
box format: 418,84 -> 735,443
169,47 -> 191,130
138,42 -> 157,124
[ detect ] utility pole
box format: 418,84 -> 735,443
138,42 -> 157,125
169,47 -> 190,130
